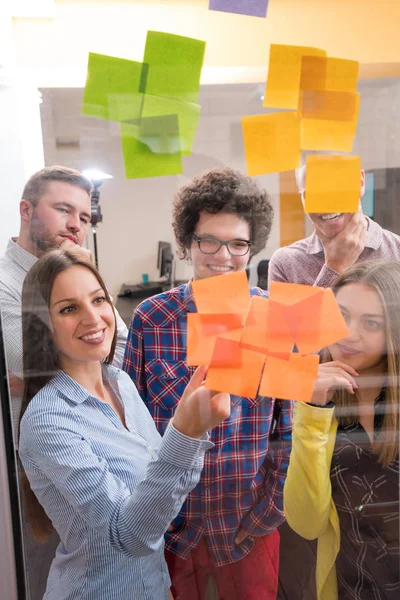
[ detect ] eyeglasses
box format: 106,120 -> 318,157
192,234 -> 252,256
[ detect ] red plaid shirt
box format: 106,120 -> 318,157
123,283 -> 293,566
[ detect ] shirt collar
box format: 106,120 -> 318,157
50,364 -> 120,405
306,216 -> 382,255
183,280 -> 197,313
6,238 -> 38,272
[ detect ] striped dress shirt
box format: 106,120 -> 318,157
268,217 -> 400,288
123,283 -> 293,566
19,365 -> 212,600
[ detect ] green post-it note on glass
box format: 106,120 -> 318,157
139,95 -> 200,156
82,53 -> 147,121
120,116 -> 182,179
143,31 -> 206,103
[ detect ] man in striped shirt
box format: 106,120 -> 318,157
123,168 -> 293,600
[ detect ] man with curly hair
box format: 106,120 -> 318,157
123,168 -> 292,600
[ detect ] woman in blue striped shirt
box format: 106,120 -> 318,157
18,249 -> 230,600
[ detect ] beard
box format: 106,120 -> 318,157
29,213 -> 62,255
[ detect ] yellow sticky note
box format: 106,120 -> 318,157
264,44 -> 326,110
304,155 -> 361,213
324,57 -> 359,93
242,112 -> 301,175
300,55 -> 328,92
300,93 -> 360,151
299,90 -> 359,122
300,56 -> 359,94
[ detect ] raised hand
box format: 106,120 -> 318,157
172,366 -> 230,439
310,361 -> 359,406
316,212 -> 367,274
59,238 -> 93,263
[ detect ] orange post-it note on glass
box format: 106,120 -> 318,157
269,282 -> 349,355
264,44 -> 326,110
191,271 -> 251,318
259,353 -> 320,402
317,288 -> 350,350
287,288 -> 349,354
186,313 -> 243,366
269,281 -> 322,306
242,112 -> 301,176
205,341 -> 266,399
209,335 -> 243,368
282,292 -> 324,355
299,90 -> 359,121
240,296 -> 294,354
300,94 -> 360,151
304,154 -> 361,214
300,56 -> 359,93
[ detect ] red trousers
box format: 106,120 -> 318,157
166,530 -> 280,600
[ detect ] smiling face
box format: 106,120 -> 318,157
26,181 -> 91,255
330,282 -> 387,373
190,211 -> 251,281
49,265 -> 115,369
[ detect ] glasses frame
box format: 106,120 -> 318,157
192,234 -> 252,256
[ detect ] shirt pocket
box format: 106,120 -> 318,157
144,358 -> 194,411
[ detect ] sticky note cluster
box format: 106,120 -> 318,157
242,44 -> 361,178
187,272 -> 350,402
82,31 -> 206,179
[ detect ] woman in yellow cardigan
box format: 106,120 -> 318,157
284,261 -> 399,600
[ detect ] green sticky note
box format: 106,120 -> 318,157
143,31 -> 206,103
120,116 -> 182,179
137,95 -> 200,156
82,53 -> 147,121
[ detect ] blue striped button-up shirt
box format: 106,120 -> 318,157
19,365 -> 212,600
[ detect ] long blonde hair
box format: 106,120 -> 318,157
326,260 -> 400,467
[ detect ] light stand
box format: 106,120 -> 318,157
89,181 -> 103,270
83,170 -> 113,270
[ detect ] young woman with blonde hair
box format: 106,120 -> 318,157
284,260 -> 399,600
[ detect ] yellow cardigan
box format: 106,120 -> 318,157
284,402 -> 340,600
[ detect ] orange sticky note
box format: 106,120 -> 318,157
317,288 -> 351,350
304,155 -> 361,214
209,335 -> 243,368
299,90 -> 359,121
269,282 -> 349,355
191,271 -> 251,319
186,313 -> 243,366
205,341 -> 266,399
300,93 -> 360,151
300,56 -> 359,94
283,292 -> 324,355
242,112 -> 301,176
264,44 -> 327,110
269,281 -> 322,306
240,296 -> 294,354
259,353 -> 320,402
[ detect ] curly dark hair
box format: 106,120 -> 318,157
172,168 -> 274,259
